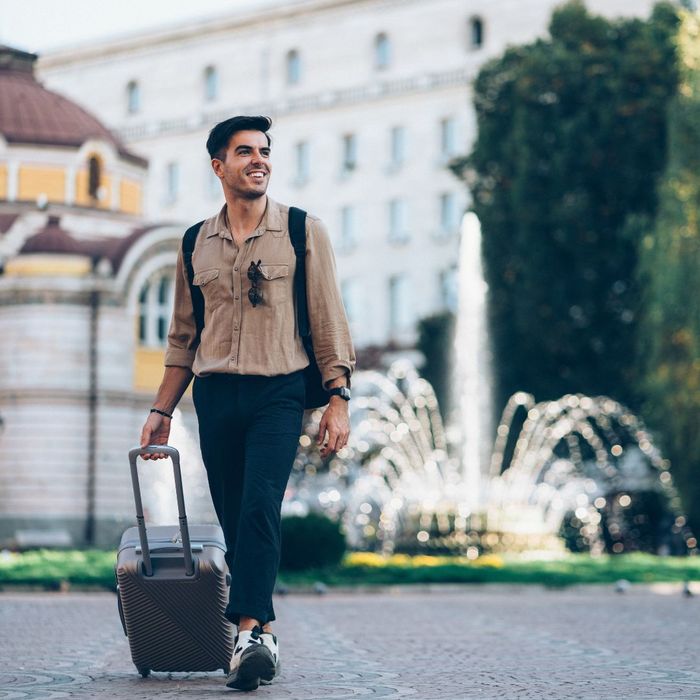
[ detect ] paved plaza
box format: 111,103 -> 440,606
0,585 -> 699,699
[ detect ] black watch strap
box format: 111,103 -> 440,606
328,387 -> 351,401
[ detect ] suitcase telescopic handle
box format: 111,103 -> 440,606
128,445 -> 195,577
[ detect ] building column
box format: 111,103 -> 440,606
7,161 -> 18,202
65,166 -> 76,205
111,174 -> 122,211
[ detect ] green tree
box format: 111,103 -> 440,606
637,11 -> 700,534
453,1 -> 680,412
416,312 -> 456,421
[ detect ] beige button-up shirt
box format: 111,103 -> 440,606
164,196 -> 356,389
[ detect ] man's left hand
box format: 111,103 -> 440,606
317,397 -> 350,458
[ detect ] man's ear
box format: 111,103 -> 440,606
211,159 -> 223,177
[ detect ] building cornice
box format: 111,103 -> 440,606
117,66 -> 473,143
39,0 -> 424,69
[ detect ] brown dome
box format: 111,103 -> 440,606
0,45 -> 146,167
20,215 -> 83,255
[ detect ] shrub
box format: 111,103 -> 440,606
280,512 -> 347,571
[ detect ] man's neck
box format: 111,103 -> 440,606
224,194 -> 268,239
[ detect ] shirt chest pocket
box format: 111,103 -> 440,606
192,268 -> 224,307
258,263 -> 289,308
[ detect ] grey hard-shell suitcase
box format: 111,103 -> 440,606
115,445 -> 234,677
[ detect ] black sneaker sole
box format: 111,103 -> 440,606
226,645 -> 275,691
259,659 -> 281,685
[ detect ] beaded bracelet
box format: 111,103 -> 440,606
150,407 -> 173,419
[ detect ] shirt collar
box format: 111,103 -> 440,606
206,196 -> 284,240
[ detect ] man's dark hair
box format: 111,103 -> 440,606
206,115 -> 272,161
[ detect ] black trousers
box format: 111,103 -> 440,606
192,368 -> 305,626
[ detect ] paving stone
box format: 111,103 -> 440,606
0,586 -> 698,698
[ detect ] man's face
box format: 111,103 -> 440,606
212,129 -> 271,199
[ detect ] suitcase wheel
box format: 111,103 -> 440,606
139,668 -> 150,678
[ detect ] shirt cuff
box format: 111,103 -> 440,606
321,363 -> 354,391
164,346 -> 196,369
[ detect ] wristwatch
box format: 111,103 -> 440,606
328,386 -> 351,401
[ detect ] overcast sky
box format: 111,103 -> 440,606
0,0 -> 286,53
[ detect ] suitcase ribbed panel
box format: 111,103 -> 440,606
116,550 -> 233,673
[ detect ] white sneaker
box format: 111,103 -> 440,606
259,631 -> 280,685
225,625 -> 275,691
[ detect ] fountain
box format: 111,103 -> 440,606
283,211 -> 697,557
143,211 -> 697,558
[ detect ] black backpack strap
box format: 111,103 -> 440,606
288,207 -> 310,339
182,220 -> 205,345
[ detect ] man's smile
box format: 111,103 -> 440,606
247,169 -> 268,182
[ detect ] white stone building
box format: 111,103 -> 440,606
38,0 -> 656,350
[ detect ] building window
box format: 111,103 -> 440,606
389,125 -> 406,168
469,17 -> 484,49
389,274 -> 412,334
388,198 -> 409,243
439,192 -> 460,234
295,141 -> 310,184
126,80 -> 140,114
341,133 -> 357,173
339,205 -> 357,251
374,32 -> 391,70
166,162 -> 179,203
440,117 -> 458,158
204,65 -> 218,101
439,265 -> 459,313
88,155 -> 102,200
138,270 -> 175,348
286,49 -> 301,85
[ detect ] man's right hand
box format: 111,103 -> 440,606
140,412 -> 171,460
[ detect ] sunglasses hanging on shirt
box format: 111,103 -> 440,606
247,259 -> 263,307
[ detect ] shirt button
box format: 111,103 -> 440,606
234,266 -> 238,271
234,325 -> 239,330
235,295 -> 239,300
231,357 -> 236,362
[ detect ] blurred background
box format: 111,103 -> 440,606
1,0 -> 699,577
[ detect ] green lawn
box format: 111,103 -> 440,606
1,549 -> 699,590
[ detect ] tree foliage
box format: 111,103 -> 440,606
637,11 -> 700,533
455,1 -> 680,412
416,311 -> 456,421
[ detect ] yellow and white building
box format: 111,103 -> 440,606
0,45 -> 196,547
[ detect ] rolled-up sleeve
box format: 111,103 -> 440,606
164,246 -> 198,369
306,216 -> 357,389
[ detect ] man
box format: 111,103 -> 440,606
139,115 -> 355,691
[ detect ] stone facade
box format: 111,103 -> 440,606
38,0 -> 656,349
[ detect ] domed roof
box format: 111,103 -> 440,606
20,215 -> 83,255
0,45 -> 146,167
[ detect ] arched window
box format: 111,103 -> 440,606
204,65 -> 218,101
374,33 -> 391,70
286,49 -> 301,85
469,17 -> 484,49
127,80 -> 140,114
138,270 -> 175,347
88,155 -> 101,200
